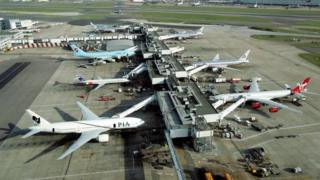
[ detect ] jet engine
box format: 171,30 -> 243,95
96,134 -> 109,142
251,102 -> 261,109
269,107 -> 279,113
212,67 -> 223,74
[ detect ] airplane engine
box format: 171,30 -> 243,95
251,102 -> 261,109
243,84 -> 250,90
212,67 -> 223,73
96,134 -> 109,142
98,61 -> 107,65
269,107 -> 279,113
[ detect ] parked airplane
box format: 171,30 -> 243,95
192,49 -> 251,72
22,95 -> 155,160
158,27 -> 204,40
192,1 -> 201,6
176,0 -> 183,5
210,77 -> 311,113
75,63 -> 147,90
75,75 -> 130,90
70,44 -> 138,63
90,22 -> 130,33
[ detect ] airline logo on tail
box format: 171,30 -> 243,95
291,77 -> 311,94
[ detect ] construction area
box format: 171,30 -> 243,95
0,19 -> 319,180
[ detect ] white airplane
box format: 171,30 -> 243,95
75,75 -> 130,91
191,50 -> 251,72
22,96 -> 155,160
158,27 -> 204,41
210,77 -> 312,113
176,0 -> 183,5
90,22 -> 130,33
192,1 -> 201,6
75,63 -> 147,90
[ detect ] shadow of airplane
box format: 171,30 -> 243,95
24,134 -> 80,163
54,107 -> 78,122
0,123 -> 29,142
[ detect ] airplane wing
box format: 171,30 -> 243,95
76,101 -> 101,120
57,128 -> 107,160
248,78 -> 260,93
248,97 -> 302,113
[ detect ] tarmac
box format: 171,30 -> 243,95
0,23 -> 319,179
169,24 -> 320,179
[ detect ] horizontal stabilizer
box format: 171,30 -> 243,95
22,129 -> 41,139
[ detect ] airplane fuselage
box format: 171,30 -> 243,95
75,50 -> 135,59
30,117 -> 144,134
194,59 -> 246,67
212,90 -> 292,102
83,78 -> 130,85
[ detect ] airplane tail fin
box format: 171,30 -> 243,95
212,53 -> 220,62
291,77 -> 311,94
90,22 -> 98,30
69,44 -> 87,57
239,49 -> 251,62
26,109 -> 51,126
75,75 -> 86,83
197,27 -> 204,34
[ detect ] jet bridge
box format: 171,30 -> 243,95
203,97 -> 246,124
124,63 -> 147,78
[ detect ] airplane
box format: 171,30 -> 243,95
22,95 -> 155,160
191,49 -> 251,73
90,22 -> 130,33
176,0 -> 183,5
75,63 -> 147,90
75,75 -> 130,90
192,1 -> 201,6
158,27 -> 204,41
70,44 -> 138,63
210,77 -> 312,113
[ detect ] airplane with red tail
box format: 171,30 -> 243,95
210,77 -> 312,113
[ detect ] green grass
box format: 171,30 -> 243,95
133,12 -> 270,25
251,35 -> 320,67
251,35 -> 319,42
299,53 -> 320,67
140,4 -> 320,16
0,1 -> 114,12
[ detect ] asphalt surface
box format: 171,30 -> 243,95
0,58 -> 60,142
